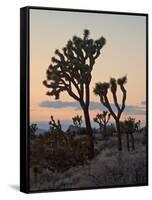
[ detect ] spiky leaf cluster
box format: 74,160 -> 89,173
124,117 -> 136,133
43,29 -> 106,101
94,111 -> 111,128
49,115 -> 62,132
72,115 -> 82,128
94,76 -> 127,120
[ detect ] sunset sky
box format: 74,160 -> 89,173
30,9 -> 147,130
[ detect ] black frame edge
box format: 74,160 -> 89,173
20,7 -> 30,193
23,5 -> 148,16
20,6 -> 148,194
146,14 -> 149,186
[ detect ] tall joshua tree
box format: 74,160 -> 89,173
72,115 -> 82,128
124,117 -> 136,151
94,76 -> 127,151
43,29 -> 106,159
94,111 -> 111,138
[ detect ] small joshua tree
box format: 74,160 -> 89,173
124,117 -> 136,151
94,76 -> 127,151
135,120 -> 141,132
43,29 -> 106,159
94,113 -> 103,130
49,115 -> 62,132
72,115 -> 82,128
94,111 -> 111,138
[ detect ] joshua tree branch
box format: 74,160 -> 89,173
94,50 -> 100,59
103,95 -> 117,120
120,84 -> 127,113
66,88 -> 80,101
88,54 -> 95,69
111,91 -> 121,112
85,84 -> 90,107
72,46 -> 85,64
106,113 -> 111,124
59,63 -> 82,97
80,83 -> 84,100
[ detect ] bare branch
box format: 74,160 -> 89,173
120,84 -> 127,113
104,95 -> 117,120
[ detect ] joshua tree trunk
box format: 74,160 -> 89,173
99,125 -> 102,135
83,106 -> 94,159
126,133 -> 130,151
116,120 -> 122,151
103,125 -> 107,139
130,133 -> 135,150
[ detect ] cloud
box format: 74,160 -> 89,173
39,100 -> 106,111
123,105 -> 146,115
140,100 -> 146,105
39,100 -> 81,109
39,100 -> 146,115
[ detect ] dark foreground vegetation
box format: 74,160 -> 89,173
30,124 -> 147,191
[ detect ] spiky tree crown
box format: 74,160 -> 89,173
117,76 -> 127,85
49,115 -> 62,131
94,82 -> 110,96
72,115 -> 82,127
43,29 -> 106,100
94,76 -> 127,120
94,111 -> 111,126
124,117 -> 135,132
94,76 -> 127,96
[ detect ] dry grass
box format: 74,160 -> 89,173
30,132 -> 147,191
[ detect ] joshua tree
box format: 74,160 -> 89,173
72,115 -> 82,128
43,29 -> 106,159
94,111 -> 111,138
30,123 -> 38,140
94,113 -> 103,130
135,120 -> 141,132
49,115 -> 62,132
124,117 -> 136,151
94,76 -> 127,151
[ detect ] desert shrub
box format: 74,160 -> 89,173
106,124 -> 116,137
30,129 -> 90,172
79,127 -> 88,135
142,129 -> 147,145
30,123 -> 38,140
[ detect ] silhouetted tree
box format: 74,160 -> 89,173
43,29 -> 106,159
94,114 -> 103,130
94,76 -> 127,151
94,111 -> 111,138
72,115 -> 82,128
30,123 -> 38,140
124,117 -> 136,151
135,120 -> 141,132
49,115 -> 62,132
107,123 -> 116,136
